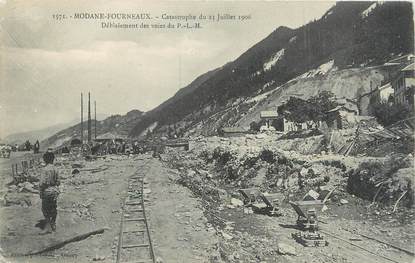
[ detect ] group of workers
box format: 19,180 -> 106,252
90,140 -> 153,156
267,158 -> 330,191
0,140 -> 40,158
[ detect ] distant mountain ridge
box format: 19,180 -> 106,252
42,110 -> 143,149
128,1 -> 413,138
42,1 -> 413,147
2,121 -> 78,145
2,113 -> 109,145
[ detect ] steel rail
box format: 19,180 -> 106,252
116,157 -> 155,263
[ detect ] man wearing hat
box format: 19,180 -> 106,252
39,148 -> 60,233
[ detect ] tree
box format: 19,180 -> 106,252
249,120 -> 265,132
271,118 -> 284,131
277,91 -> 338,127
308,90 -> 339,124
371,102 -> 414,127
277,97 -> 321,124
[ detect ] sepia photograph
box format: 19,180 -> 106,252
0,0 -> 414,262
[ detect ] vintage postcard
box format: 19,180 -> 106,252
0,0 -> 414,262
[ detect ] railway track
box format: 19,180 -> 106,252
116,159 -> 155,263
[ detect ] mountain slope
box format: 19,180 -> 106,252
129,1 -> 413,138
2,121 -> 78,145
2,113 -> 110,145
42,109 -> 144,149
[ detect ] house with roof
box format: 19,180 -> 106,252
372,82 -> 394,104
358,56 -> 414,115
391,62 -> 415,108
325,98 -> 359,129
259,110 -> 279,131
384,53 -> 414,66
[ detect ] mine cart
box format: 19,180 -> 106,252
238,188 -> 261,206
239,189 -> 284,216
260,193 -> 284,216
289,200 -> 328,247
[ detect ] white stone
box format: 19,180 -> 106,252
339,199 -> 349,205
278,243 -> 296,256
230,198 -> 244,207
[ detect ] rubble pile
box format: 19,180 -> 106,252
196,146 -> 340,193
2,166 -> 43,207
164,151 -> 226,203
71,199 -> 96,220
274,135 -> 326,155
12,168 -> 41,185
347,154 -> 414,208
217,232 -> 281,262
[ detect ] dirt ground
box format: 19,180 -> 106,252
0,154 -> 139,263
0,152 -> 221,263
0,140 -> 413,263
145,158 -> 220,262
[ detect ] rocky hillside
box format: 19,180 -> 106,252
129,1 -> 413,138
42,110 -> 143,149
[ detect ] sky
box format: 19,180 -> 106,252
0,0 -> 335,138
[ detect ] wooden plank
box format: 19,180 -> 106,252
126,202 -> 142,205
124,218 -> 145,222
122,243 -> 149,249
25,228 -> 105,256
125,208 -> 143,212
122,230 -> 145,234
121,260 -> 153,263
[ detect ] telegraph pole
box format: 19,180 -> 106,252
94,100 -> 97,140
88,92 -> 91,143
81,93 -> 83,144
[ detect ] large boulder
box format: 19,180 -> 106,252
277,243 -> 296,256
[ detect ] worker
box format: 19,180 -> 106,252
298,162 -> 311,190
39,148 -> 60,233
33,140 -> 40,154
277,157 -> 290,190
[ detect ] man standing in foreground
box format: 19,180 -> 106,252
39,148 -> 60,233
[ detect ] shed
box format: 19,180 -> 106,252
260,110 -> 279,129
220,127 -> 249,137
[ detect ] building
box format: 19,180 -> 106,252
373,82 -> 394,104
260,110 -> 279,128
326,106 -> 358,129
326,98 -> 359,129
391,63 -> 415,108
220,127 -> 249,137
281,118 -> 320,132
334,97 -> 359,113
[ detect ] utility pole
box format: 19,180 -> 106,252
94,100 -> 97,139
88,92 -> 91,143
81,93 -> 83,144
